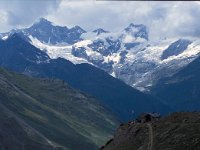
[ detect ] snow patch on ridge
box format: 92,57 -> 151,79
29,36 -> 90,64
2,35 -> 8,40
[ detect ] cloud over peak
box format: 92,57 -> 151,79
0,0 -> 200,40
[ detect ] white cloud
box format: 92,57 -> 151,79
47,1 -> 200,40
0,0 -> 200,40
0,0 -> 60,31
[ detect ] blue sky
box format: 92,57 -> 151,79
0,0 -> 200,40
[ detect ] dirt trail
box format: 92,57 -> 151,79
147,123 -> 153,150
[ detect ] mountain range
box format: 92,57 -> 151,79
0,17 -> 200,150
1,17 -> 200,118
0,33 -> 169,121
1,18 -> 199,92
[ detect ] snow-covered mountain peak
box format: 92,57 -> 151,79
123,23 -> 148,41
31,18 -> 65,30
34,18 -> 53,25
22,18 -> 85,45
2,19 -> 200,92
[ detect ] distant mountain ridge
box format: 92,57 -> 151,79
1,18 -> 85,45
1,18 -> 199,92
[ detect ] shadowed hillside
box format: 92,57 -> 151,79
150,55 -> 200,111
0,68 -> 119,150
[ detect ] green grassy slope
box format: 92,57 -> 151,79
0,68 -> 119,150
0,107 -> 59,150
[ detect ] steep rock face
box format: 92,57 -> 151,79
1,18 -> 85,45
25,18 -> 85,44
0,68 -> 119,150
102,112 -> 200,150
161,39 -> 192,60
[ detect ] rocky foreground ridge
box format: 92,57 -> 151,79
101,112 -> 200,150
